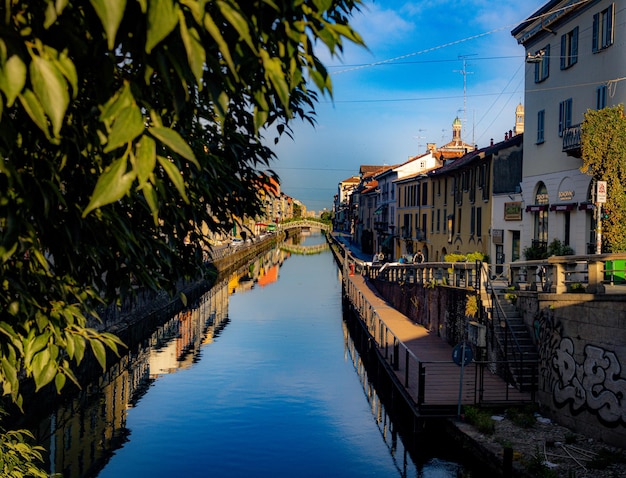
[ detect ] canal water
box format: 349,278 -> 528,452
23,231 -> 477,477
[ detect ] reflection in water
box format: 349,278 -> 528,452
342,322 -> 466,478
24,232 -> 468,477
30,246 -> 286,478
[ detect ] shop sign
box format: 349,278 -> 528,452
504,202 -> 522,220
492,229 -> 504,244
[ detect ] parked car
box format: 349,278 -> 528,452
230,238 -> 244,248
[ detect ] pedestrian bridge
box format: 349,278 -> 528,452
280,243 -> 329,255
280,220 -> 331,232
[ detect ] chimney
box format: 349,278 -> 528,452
490,138 -> 494,146
504,132 -> 509,140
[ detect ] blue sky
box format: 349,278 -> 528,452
267,0 -> 547,213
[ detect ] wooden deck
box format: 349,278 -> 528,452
344,271 -> 532,415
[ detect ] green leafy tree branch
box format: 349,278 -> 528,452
0,0 -> 364,407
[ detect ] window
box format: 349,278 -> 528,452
593,4 -> 614,52
560,27 -> 578,69
596,85 -> 607,109
534,44 -> 550,83
470,207 -> 475,236
558,99 -> 572,137
436,209 -> 441,232
537,109 -> 545,144
456,208 -> 462,234
476,207 -> 482,237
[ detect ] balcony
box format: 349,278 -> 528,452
562,124 -> 581,157
374,221 -> 388,232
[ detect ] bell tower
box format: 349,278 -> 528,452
514,103 -> 524,135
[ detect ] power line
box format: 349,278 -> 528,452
331,0 -> 592,76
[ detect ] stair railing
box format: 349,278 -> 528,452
479,262 -> 534,394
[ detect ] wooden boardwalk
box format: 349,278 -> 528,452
344,270 -> 532,415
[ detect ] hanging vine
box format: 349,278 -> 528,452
580,105 -> 626,252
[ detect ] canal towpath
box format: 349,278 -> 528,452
332,232 -> 531,409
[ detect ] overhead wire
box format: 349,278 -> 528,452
330,0 -> 593,76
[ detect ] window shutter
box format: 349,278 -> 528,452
606,3 -> 614,47
560,34 -> 566,69
572,27 -> 579,64
592,12 -> 599,52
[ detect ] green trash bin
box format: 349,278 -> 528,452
605,260 -> 626,284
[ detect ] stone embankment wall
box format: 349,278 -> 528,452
517,291 -> 626,448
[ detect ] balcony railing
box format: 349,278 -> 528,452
374,221 -> 388,232
562,124 -> 581,157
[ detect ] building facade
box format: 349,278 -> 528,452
512,0 -> 626,256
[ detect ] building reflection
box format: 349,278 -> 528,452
31,245 -> 288,478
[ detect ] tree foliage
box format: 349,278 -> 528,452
580,104 -> 626,252
0,0 -> 364,405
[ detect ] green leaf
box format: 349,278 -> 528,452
178,12 -> 205,84
32,349 -> 56,391
141,182 -> 159,224
100,82 -> 134,122
90,0 -> 127,50
44,0 -> 70,28
157,155 -> 189,203
1,357 -> 18,395
74,335 -> 86,364
135,135 -> 157,184
30,55 -> 69,137
18,89 -> 51,139
54,372 -> 66,393
24,330 -> 50,366
202,12 -> 238,80
82,156 -> 136,217
0,55 -> 27,106
103,104 -> 145,153
260,50 -> 290,112
149,126 -> 199,167
54,50 -> 78,98
216,0 -> 255,51
146,0 -> 179,54
65,331 -> 75,359
91,339 -> 107,371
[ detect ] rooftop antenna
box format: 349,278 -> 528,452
412,128 -> 427,151
454,54 -> 476,142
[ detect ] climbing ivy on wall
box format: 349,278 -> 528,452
580,105 -> 626,252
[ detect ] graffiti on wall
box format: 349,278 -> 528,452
535,308 -> 626,425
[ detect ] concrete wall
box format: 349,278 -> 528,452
518,292 -> 626,448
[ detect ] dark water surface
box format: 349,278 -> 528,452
26,232 -> 476,477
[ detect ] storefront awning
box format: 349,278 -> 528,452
550,202 -> 578,212
525,204 -> 548,212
